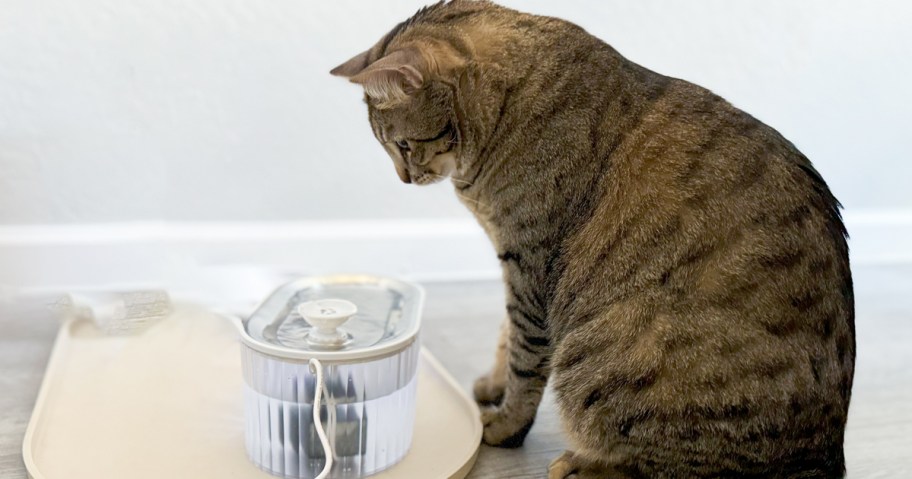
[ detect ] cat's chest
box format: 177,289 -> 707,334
457,187 -> 557,257
457,192 -> 502,247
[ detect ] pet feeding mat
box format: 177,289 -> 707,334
22,306 -> 481,479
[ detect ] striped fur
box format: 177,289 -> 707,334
332,2 -> 854,477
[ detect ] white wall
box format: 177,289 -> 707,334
1,0 -> 910,224
0,0 -> 470,224
1,1 -> 910,290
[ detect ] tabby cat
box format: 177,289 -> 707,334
332,2 -> 854,477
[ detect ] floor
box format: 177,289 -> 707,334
2,264 -> 911,478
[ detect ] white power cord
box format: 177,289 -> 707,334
309,358 -> 333,479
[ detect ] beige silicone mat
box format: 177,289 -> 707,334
22,306 -> 481,479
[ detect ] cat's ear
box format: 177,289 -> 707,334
334,48 -> 425,107
330,49 -> 372,78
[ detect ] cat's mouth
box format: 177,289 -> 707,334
411,152 -> 457,185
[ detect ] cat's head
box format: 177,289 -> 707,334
332,2 -> 518,185
331,40 -> 466,185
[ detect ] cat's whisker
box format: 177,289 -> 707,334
448,176 -> 474,187
429,173 -> 476,190
455,191 -> 490,210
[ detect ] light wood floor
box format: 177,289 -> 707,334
2,264 -> 910,478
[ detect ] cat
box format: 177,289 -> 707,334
331,1 -> 855,477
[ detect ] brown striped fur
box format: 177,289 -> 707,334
332,2 -> 854,477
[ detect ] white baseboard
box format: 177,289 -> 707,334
0,210 -> 909,294
841,210 -> 912,266
0,218 -> 499,295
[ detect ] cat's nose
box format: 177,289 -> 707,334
397,167 -> 412,184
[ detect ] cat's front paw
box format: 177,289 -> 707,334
473,373 -> 505,406
480,406 -> 534,448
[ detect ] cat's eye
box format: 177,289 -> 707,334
396,139 -> 410,151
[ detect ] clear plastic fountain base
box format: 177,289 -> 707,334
234,275 -> 426,479
241,342 -> 420,478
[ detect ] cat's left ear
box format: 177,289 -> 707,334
331,48 -> 425,107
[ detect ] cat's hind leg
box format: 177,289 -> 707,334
548,450 -> 638,479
